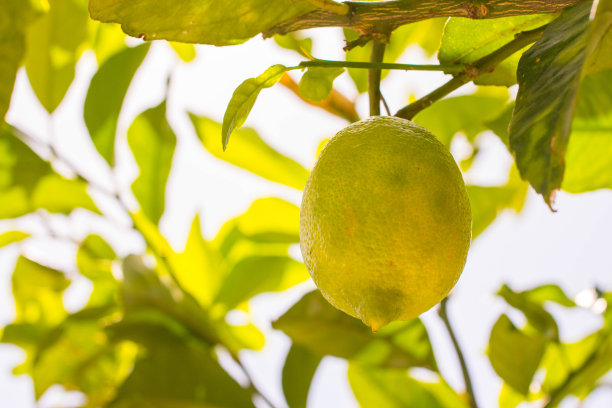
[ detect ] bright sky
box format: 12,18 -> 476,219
2,27 -> 612,408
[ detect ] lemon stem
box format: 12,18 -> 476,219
368,41 -> 386,116
395,24 -> 548,120
438,296 -> 479,408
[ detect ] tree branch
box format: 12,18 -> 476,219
395,24 -> 547,119
369,41 -> 386,116
439,296 -> 479,408
264,0 -> 582,37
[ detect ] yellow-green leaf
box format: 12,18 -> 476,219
192,114 -> 309,189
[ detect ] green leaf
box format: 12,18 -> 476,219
273,291 -> 437,370
583,0 -> 612,76
468,169 -> 528,239
121,255 -> 218,345
91,22 -> 127,64
0,0 -> 43,119
213,255 -> 309,311
24,0 -> 89,113
76,234 -> 118,307
227,197 -> 300,244
488,314 -> 548,395
497,284 -> 559,340
30,314 -> 133,402
439,15 -> 552,86
84,43 -> 150,166
89,0 -> 316,46
31,174 -> 99,214
127,101 -> 176,224
282,345 -> 321,408
298,67 -> 344,102
509,2 -> 591,206
11,256 -> 69,326
169,42 -> 196,63
191,114 -> 309,189
344,19 -> 445,93
170,215 -> 224,308
520,284 -> 575,308
273,33 -> 313,59
348,364 -> 467,408
563,69 -> 612,192
221,64 -> 287,150
541,330 -> 612,403
0,231 -> 30,248
413,91 -> 509,146
108,320 -> 255,408
0,128 -> 96,217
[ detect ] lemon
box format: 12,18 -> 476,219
300,116 -> 471,331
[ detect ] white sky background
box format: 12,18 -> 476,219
1,26 -> 612,408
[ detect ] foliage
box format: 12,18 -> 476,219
1,0 -> 612,407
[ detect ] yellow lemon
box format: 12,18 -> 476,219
300,116 -> 471,331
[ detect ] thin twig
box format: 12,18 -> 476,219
438,297 -> 479,408
369,41 -> 386,116
297,59 -> 464,73
395,24 -> 548,120
380,93 -> 391,116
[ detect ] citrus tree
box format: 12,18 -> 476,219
1,0 -> 612,407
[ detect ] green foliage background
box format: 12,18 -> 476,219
1,0 -> 612,407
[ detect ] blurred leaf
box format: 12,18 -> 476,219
468,169 -> 528,239
213,255 -> 309,311
76,234 -> 118,307
273,33 -> 313,59
121,255 -> 218,345
24,0 -> 89,113
273,291 -> 437,370
221,64 -> 287,150
171,215 -> 225,308
127,101 -> 176,225
12,256 -> 69,325
91,22 -> 127,64
31,174 -> 100,214
345,19 -> 445,93
192,114 -> 309,189
169,42 -> 196,62
84,43 -> 150,166
89,0 -> 316,46
498,284 -> 559,340
413,92 -> 508,146
130,210 -> 172,255
541,329 -> 612,405
499,383 -> 524,408
488,314 -> 548,395
108,320 -> 255,408
583,0 -> 612,76
299,67 -> 344,102
563,69 -> 612,193
521,284 -> 575,308
214,320 -> 265,352
31,315 -> 133,403
439,15 -> 552,86
509,2 -> 591,206
0,231 -> 30,248
230,197 -> 300,244
0,0 -> 44,119
348,364 -> 467,408
282,345 -> 321,408
484,103 -> 514,147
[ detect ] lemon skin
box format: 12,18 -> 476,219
299,116 -> 472,331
